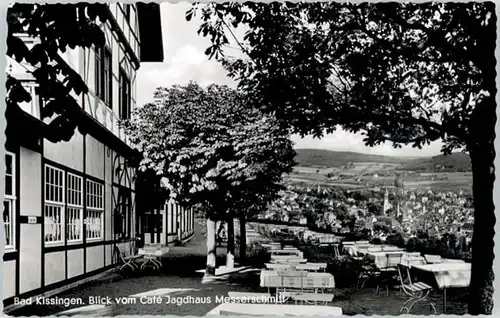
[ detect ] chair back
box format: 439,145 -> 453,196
114,244 -> 128,263
333,245 -> 340,258
424,254 -> 443,264
386,252 -> 405,267
406,257 -> 425,266
382,246 -> 400,251
397,264 -> 413,291
407,252 -> 421,257
277,270 -> 308,277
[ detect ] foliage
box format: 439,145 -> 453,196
122,82 -> 295,221
188,4 -> 495,309
7,3 -> 108,142
385,233 -> 406,248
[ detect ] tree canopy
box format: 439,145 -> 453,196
122,82 -> 296,221
187,2 -> 496,313
6,3 -> 108,142
187,2 -> 495,153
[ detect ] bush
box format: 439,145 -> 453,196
386,233 -> 405,248
245,242 -> 271,267
327,255 -> 358,288
371,238 -> 382,245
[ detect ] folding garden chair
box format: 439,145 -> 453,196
397,264 -> 437,314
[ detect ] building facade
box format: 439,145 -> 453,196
143,200 -> 195,246
2,3 -> 192,307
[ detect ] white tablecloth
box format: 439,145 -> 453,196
138,246 -> 169,257
260,270 -> 335,289
206,303 -> 342,316
271,249 -> 302,257
295,263 -> 327,271
412,263 -> 471,289
366,251 -> 406,269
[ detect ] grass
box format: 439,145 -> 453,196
287,167 -> 472,191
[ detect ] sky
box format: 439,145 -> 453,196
136,3 -> 443,157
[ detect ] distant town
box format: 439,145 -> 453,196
252,149 -> 473,257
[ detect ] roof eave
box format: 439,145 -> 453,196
136,3 -> 164,63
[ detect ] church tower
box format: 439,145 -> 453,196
383,187 -> 390,215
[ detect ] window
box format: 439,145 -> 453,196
95,46 -> 102,99
44,165 -> 65,244
115,188 -> 131,239
95,45 -> 112,106
67,173 -> 83,242
86,180 -> 104,240
4,153 -> 15,249
119,69 -> 131,120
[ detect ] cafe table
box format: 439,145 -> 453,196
138,246 -> 169,271
260,270 -> 335,291
366,251 -> 406,269
295,262 -> 327,272
206,303 -> 343,316
411,262 -> 471,314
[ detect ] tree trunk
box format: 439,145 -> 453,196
226,216 -> 235,268
239,216 -> 247,265
467,95 -> 496,315
205,218 -> 217,276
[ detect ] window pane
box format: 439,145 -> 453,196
5,154 -> 12,175
5,176 -> 12,196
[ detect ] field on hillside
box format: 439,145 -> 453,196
288,163 -> 472,191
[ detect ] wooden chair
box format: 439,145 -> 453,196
114,244 -> 143,272
397,264 -> 436,314
375,252 -> 404,296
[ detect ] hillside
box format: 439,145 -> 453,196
294,149 -> 411,167
401,152 -> 471,172
294,149 -> 471,172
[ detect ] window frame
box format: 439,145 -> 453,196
44,165 -> 66,246
4,152 -> 16,250
115,188 -> 132,239
94,45 -> 113,107
119,68 -> 131,120
66,173 -> 84,243
86,179 -> 104,241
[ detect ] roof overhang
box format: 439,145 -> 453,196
136,3 -> 164,62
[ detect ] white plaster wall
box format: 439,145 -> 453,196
2,260 -> 16,298
86,246 -> 104,272
85,135 -> 105,180
67,249 -> 84,279
19,224 -> 41,293
44,251 -> 65,286
105,244 -> 113,266
20,147 -> 41,216
43,131 -> 84,172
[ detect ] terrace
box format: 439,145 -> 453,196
6,219 -> 469,316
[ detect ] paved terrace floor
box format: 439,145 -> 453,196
6,221 -> 468,316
